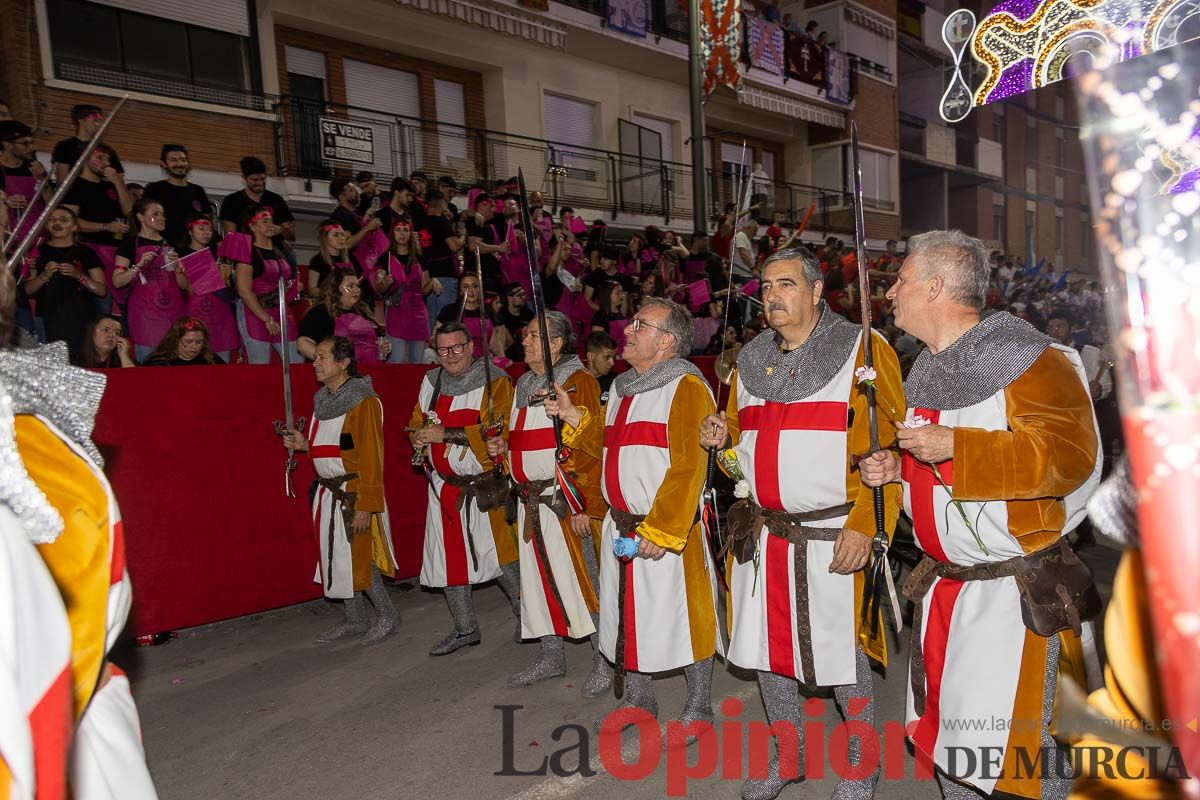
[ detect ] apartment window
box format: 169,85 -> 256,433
843,21 -> 894,79
1055,131 -> 1066,168
1081,218 -> 1090,261
1055,214 -> 1064,253
812,145 -> 894,211
435,79 -> 468,166
1025,120 -> 1038,162
992,203 -> 1006,243
1025,210 -> 1035,243
46,0 -> 255,103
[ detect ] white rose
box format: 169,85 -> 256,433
734,480 -> 751,499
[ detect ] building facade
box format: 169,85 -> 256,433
1,0 -> 906,249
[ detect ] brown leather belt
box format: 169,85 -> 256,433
440,470 -> 506,574
608,507 -> 645,699
902,539 -> 1066,716
315,472 -> 359,590
726,498 -> 852,686
516,477 -> 569,626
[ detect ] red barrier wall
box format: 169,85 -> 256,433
93,358 -> 718,637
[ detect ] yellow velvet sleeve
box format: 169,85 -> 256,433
18,416 -> 111,721
724,367 -> 742,445
637,375 -> 716,552
564,371 -> 607,519
464,375 -> 513,469
953,348 -> 1098,502
844,332 -> 904,540
344,397 -> 386,513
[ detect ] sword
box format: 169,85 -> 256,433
850,122 -> 902,636
272,274 -> 304,497
702,142 -> 750,584
475,246 -> 505,479
516,168 -> 568,466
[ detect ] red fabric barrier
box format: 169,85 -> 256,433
92,357 -> 720,636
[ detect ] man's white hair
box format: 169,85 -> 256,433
907,229 -> 990,310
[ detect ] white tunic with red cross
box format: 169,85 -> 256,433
417,376 -> 505,588
900,345 -> 1097,795
38,416 -> 156,800
596,375 -> 723,673
308,404 -> 396,600
0,506 -> 72,800
725,336 -> 860,686
507,387 -> 596,641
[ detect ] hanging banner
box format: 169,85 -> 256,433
785,34 -> 825,87
701,0 -> 742,96
606,0 -> 649,37
825,48 -> 852,104
746,16 -> 785,75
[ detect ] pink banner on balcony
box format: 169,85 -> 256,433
747,16 -> 784,76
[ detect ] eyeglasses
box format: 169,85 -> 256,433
628,317 -> 670,334
436,342 -> 469,356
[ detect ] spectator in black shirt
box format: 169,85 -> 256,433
307,218 -> 372,302
23,206 -> 106,360
410,171 -> 429,201
421,189 -> 463,320
585,330 -> 618,403
79,314 -> 137,368
376,177 -> 426,237
328,176 -> 380,252
583,246 -> 634,316
354,170 -> 381,217
437,175 -> 460,217
0,121 -> 52,240
62,143 -> 133,311
590,281 -> 628,342
496,281 -> 533,361
218,156 -> 296,245
465,193 -> 508,290
51,104 -> 124,184
144,144 -> 211,246
141,317 -> 225,365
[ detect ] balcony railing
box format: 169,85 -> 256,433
54,58 -> 273,112
274,97 -> 838,231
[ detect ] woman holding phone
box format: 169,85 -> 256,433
233,204 -> 300,364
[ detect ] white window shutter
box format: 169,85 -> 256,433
543,93 -> 597,149
342,60 -> 422,180
632,114 -> 674,163
90,0 -> 249,36
285,47 -> 326,81
434,79 -> 467,166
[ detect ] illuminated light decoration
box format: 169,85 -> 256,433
938,0 -> 1200,121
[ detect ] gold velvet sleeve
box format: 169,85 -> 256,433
724,367 -> 742,445
638,375 -> 716,552
18,416 -> 111,720
953,348 -> 1098,503
344,397 -> 386,513
564,370 -> 607,519
464,375 -> 514,469
844,332 -> 904,540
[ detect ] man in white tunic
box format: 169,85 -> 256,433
283,336 -> 400,645
862,230 -> 1100,800
552,298 -> 721,729
486,311 -> 611,695
410,322 -> 521,655
701,249 -> 903,800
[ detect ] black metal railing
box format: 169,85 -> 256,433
54,58 -> 273,112
273,98 -> 839,232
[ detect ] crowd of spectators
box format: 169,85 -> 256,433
2,101 -> 1114,424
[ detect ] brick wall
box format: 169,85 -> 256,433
0,0 -> 276,172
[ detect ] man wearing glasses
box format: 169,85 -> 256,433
409,323 -> 522,655
548,298 -> 722,734
0,121 -> 53,247
699,248 -> 904,800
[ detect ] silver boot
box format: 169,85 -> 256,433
361,567 -> 400,646
496,561 -> 522,643
430,585 -> 481,656
741,671 -> 804,800
830,647 -> 880,800
676,657 -> 715,744
582,627 -> 615,698
506,636 -> 566,687
593,670 -> 657,734
316,593 -> 368,643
